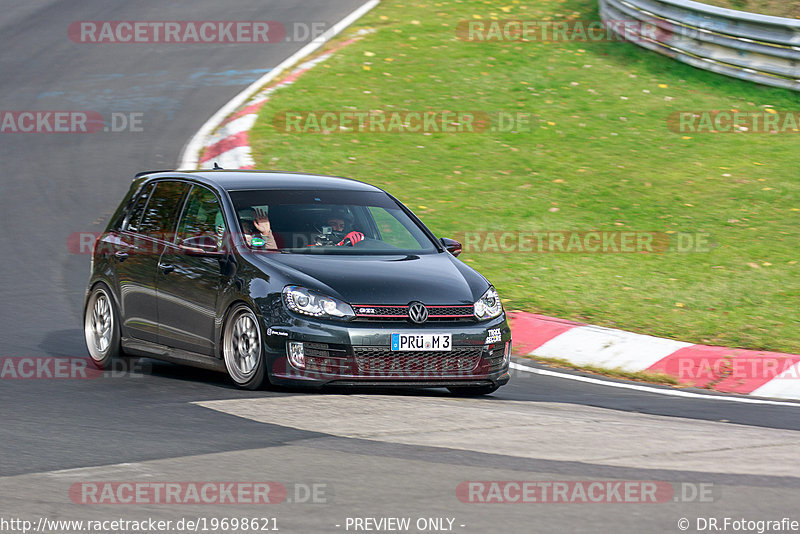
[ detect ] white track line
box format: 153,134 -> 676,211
45,462 -> 156,478
510,361 -> 800,407
178,0 -> 381,170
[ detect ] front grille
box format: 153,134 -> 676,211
352,304 -> 475,322
428,306 -> 476,317
352,346 -> 481,377
286,342 -> 505,379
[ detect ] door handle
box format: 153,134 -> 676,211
159,263 -> 174,275
114,251 -> 129,262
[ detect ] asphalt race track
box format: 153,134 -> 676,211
1,1 -> 799,532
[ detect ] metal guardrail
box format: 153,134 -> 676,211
598,0 -> 800,91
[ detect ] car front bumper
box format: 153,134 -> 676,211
263,314 -> 511,389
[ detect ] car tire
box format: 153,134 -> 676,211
447,384 -> 500,396
222,304 -> 268,390
84,284 -> 122,369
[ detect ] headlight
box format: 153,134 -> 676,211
474,286 -> 502,321
282,286 -> 355,320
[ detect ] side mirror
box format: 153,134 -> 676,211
439,237 -> 462,257
179,235 -> 224,257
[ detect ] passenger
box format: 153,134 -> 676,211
240,207 -> 277,249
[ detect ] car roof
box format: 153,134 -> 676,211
138,170 -> 385,193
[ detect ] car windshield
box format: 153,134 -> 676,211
228,189 -> 438,255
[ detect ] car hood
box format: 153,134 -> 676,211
250,252 -> 489,305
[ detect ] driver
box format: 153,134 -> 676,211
326,209 -> 364,246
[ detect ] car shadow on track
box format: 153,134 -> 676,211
38,329 -> 470,398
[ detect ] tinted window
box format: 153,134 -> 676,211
228,189 -> 436,254
124,183 -> 154,233
138,181 -> 190,238
177,186 -> 226,242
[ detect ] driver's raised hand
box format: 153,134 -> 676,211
253,208 -> 271,234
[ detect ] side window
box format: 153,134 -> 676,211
177,186 -> 225,242
138,181 -> 190,238
124,183 -> 154,233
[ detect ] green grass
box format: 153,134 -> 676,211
698,0 -> 800,18
249,0 -> 800,353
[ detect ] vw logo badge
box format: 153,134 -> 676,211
408,302 -> 428,324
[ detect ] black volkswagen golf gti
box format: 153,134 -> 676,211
84,170 -> 511,394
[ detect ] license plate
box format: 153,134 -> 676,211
391,333 -> 452,351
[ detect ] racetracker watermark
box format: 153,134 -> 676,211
0,357 -> 162,379
275,110 -> 489,134
453,231 -> 713,254
69,482 -> 329,505
272,340 -> 510,380
0,111 -> 143,133
273,110 -> 541,133
67,231 -> 713,255
456,19 -> 671,42
70,482 -> 285,505
0,357 -> 102,380
457,481 -> 715,504
69,232 -> 367,255
668,111 -> 800,134
68,21 -> 331,44
674,357 -> 800,381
